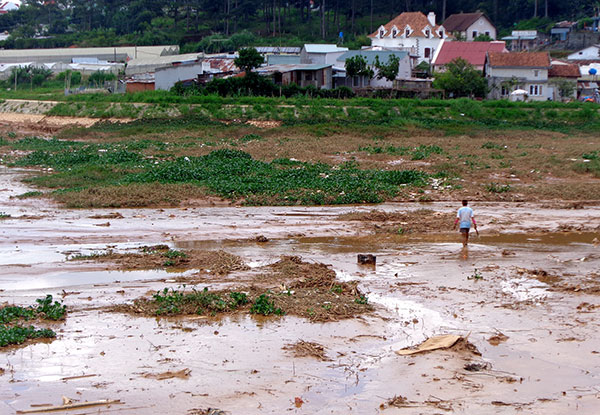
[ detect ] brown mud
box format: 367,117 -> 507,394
1,167 -> 600,414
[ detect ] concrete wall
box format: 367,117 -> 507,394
155,63 -> 204,91
568,46 -> 600,60
566,32 -> 600,51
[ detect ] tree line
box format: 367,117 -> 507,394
1,0 -> 599,49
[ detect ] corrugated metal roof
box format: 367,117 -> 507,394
255,46 -> 301,54
257,63 -> 331,74
127,53 -> 202,68
336,50 -> 408,65
303,44 -> 348,54
434,41 -> 506,66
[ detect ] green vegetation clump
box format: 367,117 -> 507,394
0,295 -> 66,347
485,182 -> 511,193
250,294 -> 284,316
152,287 -> 249,316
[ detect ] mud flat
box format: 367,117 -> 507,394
1,167 -> 600,414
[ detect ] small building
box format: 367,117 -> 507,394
501,31 -> 539,51
567,44 -> 600,61
300,44 -> 349,65
257,63 -> 332,89
485,51 -> 551,101
336,50 -> 411,88
548,62 -> 581,101
155,61 -> 204,91
126,73 -> 155,93
442,12 -> 497,41
550,21 -> 577,42
369,12 -> 448,63
432,40 -> 506,72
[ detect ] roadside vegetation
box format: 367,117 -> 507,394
0,295 -> 66,347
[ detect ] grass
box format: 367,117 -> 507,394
9,140 -> 428,206
0,295 -> 66,347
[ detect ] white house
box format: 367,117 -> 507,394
369,11 -> 448,63
336,50 -> 411,88
485,51 -> 552,101
567,44 -> 600,61
0,1 -> 20,14
300,44 -> 349,65
442,12 -> 497,41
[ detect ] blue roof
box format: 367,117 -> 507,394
267,55 -> 301,65
336,50 -> 408,65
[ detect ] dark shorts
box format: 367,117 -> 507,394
460,228 -> 470,234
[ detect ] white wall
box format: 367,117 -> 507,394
155,63 -> 203,90
466,17 -> 497,40
486,67 -> 551,101
568,46 -> 600,61
372,36 -> 442,63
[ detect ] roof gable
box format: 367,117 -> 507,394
487,52 -> 550,68
434,41 -> 506,66
369,12 -> 444,39
443,12 -> 491,32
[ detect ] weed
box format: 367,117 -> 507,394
151,287 -> 249,316
331,285 -> 343,294
239,133 -> 263,142
411,145 -> 443,160
0,212 -> 11,219
163,249 -> 187,259
354,295 -> 369,305
35,295 -> 67,320
481,141 -> 504,150
250,294 -> 284,316
485,182 -> 511,193
467,269 -> 483,280
0,326 -> 56,347
15,191 -> 43,199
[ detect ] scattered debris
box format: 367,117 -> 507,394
88,212 -> 124,219
16,399 -> 122,414
357,254 -> 376,265
464,362 -> 490,372
396,334 -> 462,355
254,235 -> 269,243
142,368 -> 191,380
294,397 -> 304,408
283,340 -> 330,361
379,395 -> 411,409
488,332 -> 509,346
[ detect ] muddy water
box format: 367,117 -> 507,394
1,167 -> 600,414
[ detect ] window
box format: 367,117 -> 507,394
305,72 -> 313,81
439,30 -> 444,38
501,86 -> 510,96
392,29 -> 397,38
533,70 -> 539,77
405,29 -> 410,37
529,84 -> 543,96
424,48 -> 431,58
485,31 -> 490,36
380,29 -> 384,38
425,29 -> 430,38
472,30 -> 478,38
353,76 -> 360,87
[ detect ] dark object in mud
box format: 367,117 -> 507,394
464,362 -> 490,372
255,235 -> 269,243
188,409 -> 227,415
358,254 -> 376,265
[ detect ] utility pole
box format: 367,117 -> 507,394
14,68 -> 17,91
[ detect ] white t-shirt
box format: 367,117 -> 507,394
457,206 -> 474,229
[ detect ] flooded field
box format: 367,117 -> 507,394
1,166 -> 600,414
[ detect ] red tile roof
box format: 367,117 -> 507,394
549,64 -> 581,78
369,12 -> 443,39
487,52 -> 550,68
443,12 -> 489,32
434,41 -> 506,67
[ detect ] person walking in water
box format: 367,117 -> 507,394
453,200 -> 478,247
